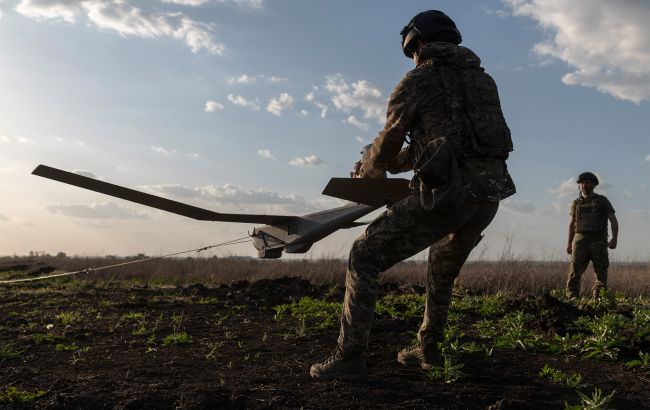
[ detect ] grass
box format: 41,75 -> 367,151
564,388 -> 616,410
0,344 -> 27,361
539,364 -> 584,388
55,311 -> 81,326
375,294 -> 424,320
31,333 -> 64,345
0,387 -> 47,405
2,255 -> 648,297
161,312 -> 193,347
274,296 -> 342,331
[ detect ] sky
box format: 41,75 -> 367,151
0,0 -> 648,261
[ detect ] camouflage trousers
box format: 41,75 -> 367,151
337,194 -> 499,353
566,233 -> 609,298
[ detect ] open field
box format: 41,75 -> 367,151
1,257 -> 649,409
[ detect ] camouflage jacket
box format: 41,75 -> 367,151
361,42 -> 516,202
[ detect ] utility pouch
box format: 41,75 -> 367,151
413,137 -> 465,211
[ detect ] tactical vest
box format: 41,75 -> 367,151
436,62 -> 513,159
575,195 -> 608,234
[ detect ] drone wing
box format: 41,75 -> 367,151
322,177 -> 412,207
32,165 -> 295,224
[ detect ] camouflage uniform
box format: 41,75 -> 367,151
338,43 -> 515,355
566,194 -> 615,298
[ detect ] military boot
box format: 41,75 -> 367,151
310,347 -> 367,381
397,345 -> 442,370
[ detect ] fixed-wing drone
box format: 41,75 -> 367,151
32,165 -> 411,258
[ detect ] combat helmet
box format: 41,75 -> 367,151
577,172 -> 599,186
400,10 -> 462,58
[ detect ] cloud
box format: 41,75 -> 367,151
17,136 -> 36,144
0,214 -> 10,221
150,146 -> 176,156
204,100 -> 224,112
227,74 -> 287,85
267,93 -> 293,116
54,136 -> 86,146
626,210 -> 649,219
162,0 -> 209,5
289,155 -> 324,167
227,94 -> 260,111
0,168 -> 16,175
548,177 -> 577,199
257,149 -> 276,160
501,199 -> 535,213
354,136 -> 365,145
623,190 -> 632,198
315,102 -> 328,118
346,115 -> 370,130
140,181 -> 346,215
15,0 -> 224,55
143,183 -> 301,205
188,153 -> 200,159
217,0 -> 265,9
645,154 -> 650,161
228,74 -> 261,84
267,75 -> 287,83
505,0 -> 650,103
483,6 -> 510,18
73,170 -> 98,179
0,135 -> 10,143
548,173 -> 611,199
47,202 -> 150,219
325,74 -> 386,124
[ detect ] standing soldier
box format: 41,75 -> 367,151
310,10 -> 515,381
566,172 -> 618,298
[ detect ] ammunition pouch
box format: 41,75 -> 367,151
413,137 -> 465,211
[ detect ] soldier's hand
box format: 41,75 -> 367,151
608,238 -> 617,249
350,161 -> 362,178
566,245 -> 572,255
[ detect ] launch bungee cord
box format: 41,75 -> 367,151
0,236 -> 251,284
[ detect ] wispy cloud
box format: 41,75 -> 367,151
289,155 -> 324,167
204,100 -> 224,112
54,136 -> 86,146
626,209 -> 649,219
645,154 -> 650,161
267,93 -> 294,116
15,0 -> 224,55
257,149 -> 276,160
73,170 -> 98,179
504,0 -> 650,103
346,115 -> 370,130
228,73 -> 288,85
315,102 -> 328,118
548,177 -> 577,199
47,202 -> 150,219
162,0 -> 209,5
325,74 -> 386,124
144,183 -> 299,205
217,0 -> 265,9
150,146 -> 177,156
501,199 -> 535,213
227,94 -> 260,111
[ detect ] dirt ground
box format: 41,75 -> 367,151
1,276 -> 649,409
